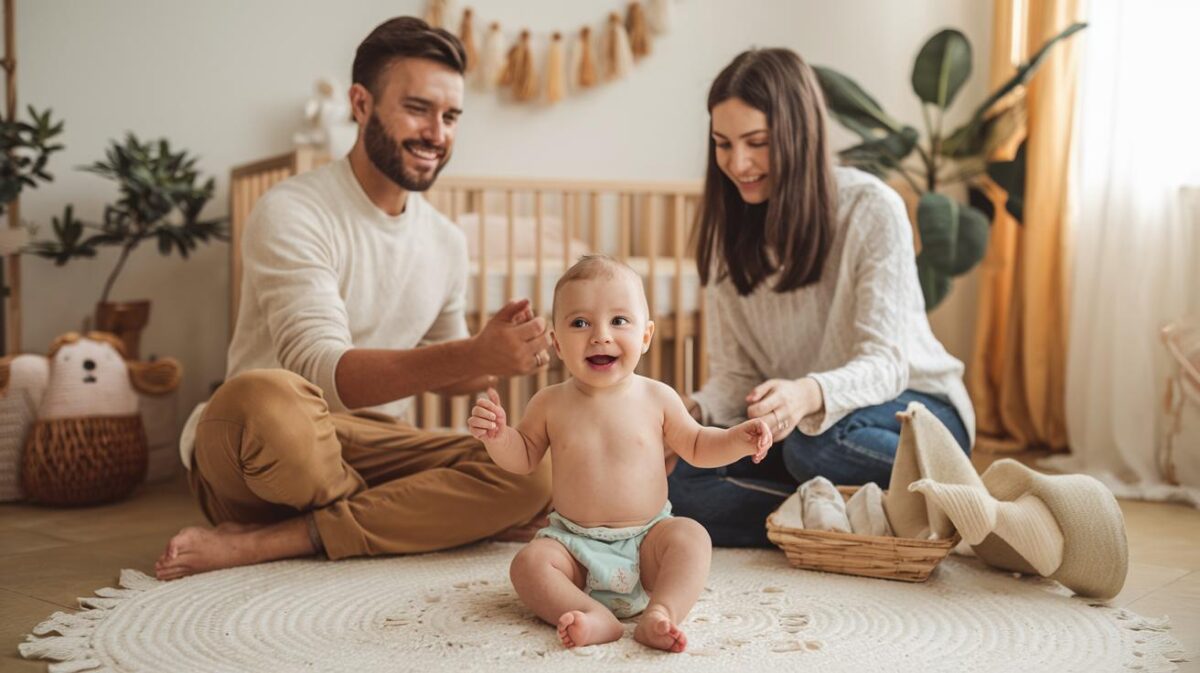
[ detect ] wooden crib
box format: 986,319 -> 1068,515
228,148 -> 709,429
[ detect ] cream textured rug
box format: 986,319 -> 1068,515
21,543 -> 1187,673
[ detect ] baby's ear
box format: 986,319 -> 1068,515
642,320 -> 656,354
127,357 -> 183,395
550,329 -> 562,357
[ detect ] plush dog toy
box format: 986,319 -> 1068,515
0,332 -> 181,505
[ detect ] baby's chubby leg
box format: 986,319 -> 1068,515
509,538 -> 623,648
634,517 -> 712,653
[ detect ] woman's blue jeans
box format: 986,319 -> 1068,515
666,389 -> 971,547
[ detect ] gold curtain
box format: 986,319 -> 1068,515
968,0 -> 1083,452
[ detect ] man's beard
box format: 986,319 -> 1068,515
363,112 -> 449,192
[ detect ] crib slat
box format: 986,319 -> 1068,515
476,189 -> 488,330
535,192 -> 549,391
506,190 -> 521,422
619,193 -> 630,262
646,195 -> 661,381
673,193 -> 686,393
589,192 -> 600,253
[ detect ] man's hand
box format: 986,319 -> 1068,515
731,418 -> 773,463
470,299 -> 551,377
746,377 -> 824,439
469,387 -> 508,440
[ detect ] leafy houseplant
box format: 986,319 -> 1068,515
814,22 -> 1086,309
27,134 -> 227,357
0,106 -> 65,215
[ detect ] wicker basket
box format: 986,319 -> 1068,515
766,486 -> 958,582
21,415 -> 148,506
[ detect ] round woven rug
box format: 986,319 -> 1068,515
21,542 -> 1185,673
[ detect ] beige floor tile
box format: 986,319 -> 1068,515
1127,571 -> 1200,672
0,543 -> 132,608
0,589 -> 65,672
0,479 -> 206,544
0,528 -> 72,557
1113,562 -> 1194,608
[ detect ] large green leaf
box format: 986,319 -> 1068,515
987,140 -> 1026,222
916,192 -> 959,273
814,66 -> 903,139
917,257 -> 953,310
915,192 -> 991,277
912,29 -> 973,110
949,204 -> 990,276
940,23 -> 1085,158
838,126 -> 920,175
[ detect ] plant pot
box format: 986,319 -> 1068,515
94,300 -> 150,359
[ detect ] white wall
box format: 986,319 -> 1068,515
14,0 -> 991,419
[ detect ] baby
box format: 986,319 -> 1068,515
470,255 -> 772,653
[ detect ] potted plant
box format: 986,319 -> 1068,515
26,133 -> 227,357
814,22 -> 1086,309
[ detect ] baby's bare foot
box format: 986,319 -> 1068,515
556,610 -> 623,648
634,604 -> 687,653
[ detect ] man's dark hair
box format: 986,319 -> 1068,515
352,16 -> 467,95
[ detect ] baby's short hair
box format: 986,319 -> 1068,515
552,254 -> 647,322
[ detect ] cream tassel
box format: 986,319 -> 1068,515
477,22 -> 505,90
423,0 -> 447,29
545,32 -> 566,104
603,12 -> 635,81
647,0 -> 672,34
626,2 -> 651,60
459,8 -> 478,74
511,30 -> 539,102
571,26 -> 598,91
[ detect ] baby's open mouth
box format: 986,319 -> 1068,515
586,355 -> 617,366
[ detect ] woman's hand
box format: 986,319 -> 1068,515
745,377 -> 823,439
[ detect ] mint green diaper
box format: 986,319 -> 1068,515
535,502 -> 673,618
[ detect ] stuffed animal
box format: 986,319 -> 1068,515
0,332 -> 181,505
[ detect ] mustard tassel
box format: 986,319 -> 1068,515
603,12 -> 634,81
647,0 -> 672,34
546,32 -> 566,104
423,0 -> 447,29
511,30 -> 539,102
478,21 -> 505,90
572,26 -> 598,90
459,8 -> 478,74
626,2 -> 651,60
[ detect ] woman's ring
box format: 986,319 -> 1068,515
535,352 -> 547,367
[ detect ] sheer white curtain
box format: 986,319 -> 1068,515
1050,0 -> 1200,505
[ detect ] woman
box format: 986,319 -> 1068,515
667,48 -> 974,547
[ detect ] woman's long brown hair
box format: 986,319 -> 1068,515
696,48 -> 837,295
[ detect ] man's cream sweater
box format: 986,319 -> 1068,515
180,158 -> 469,467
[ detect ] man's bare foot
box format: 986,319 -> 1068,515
154,526 -> 260,581
215,521 -> 265,534
556,609 -> 623,648
634,604 -> 687,653
154,517 -> 315,581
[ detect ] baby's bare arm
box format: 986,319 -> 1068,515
660,383 -> 772,468
469,387 -> 553,474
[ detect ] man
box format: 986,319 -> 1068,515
155,17 -> 553,580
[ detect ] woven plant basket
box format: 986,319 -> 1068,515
765,486 -> 958,583
21,415 -> 148,506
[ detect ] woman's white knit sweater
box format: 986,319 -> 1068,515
690,167 -> 975,442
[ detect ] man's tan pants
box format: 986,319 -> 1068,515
188,369 -> 552,560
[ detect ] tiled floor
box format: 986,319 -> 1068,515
2,456 -> 1198,673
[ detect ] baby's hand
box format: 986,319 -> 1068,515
469,388 -> 508,440
735,418 -> 773,463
